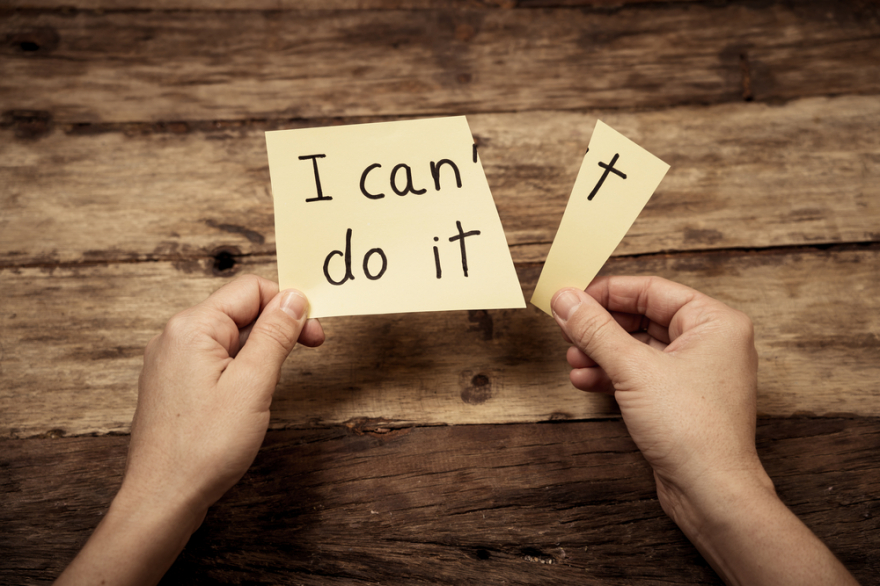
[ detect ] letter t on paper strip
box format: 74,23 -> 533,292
531,120 -> 670,315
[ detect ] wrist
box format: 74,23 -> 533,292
657,466 -> 777,539
656,466 -> 784,584
655,466 -> 859,586
54,480 -> 208,586
113,478 -> 209,540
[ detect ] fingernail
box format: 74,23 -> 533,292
552,289 -> 582,322
280,290 -> 308,320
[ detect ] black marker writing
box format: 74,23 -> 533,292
323,228 -> 355,285
300,154 -> 331,202
429,159 -> 462,191
360,163 -> 385,200
323,229 -> 388,285
433,237 -> 441,279
363,248 -> 387,280
448,220 -> 481,277
473,144 -> 478,163
588,153 -> 627,201
391,164 -> 427,196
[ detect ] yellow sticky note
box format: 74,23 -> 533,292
267,116 -> 525,318
531,120 -> 670,315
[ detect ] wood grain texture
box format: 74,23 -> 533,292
2,95 -> 878,267
2,4 -> 879,124
2,247 -> 878,437
2,2 -> 878,583
3,0 -> 700,9
2,418 -> 877,584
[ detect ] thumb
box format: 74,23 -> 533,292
551,287 -> 650,382
230,289 -> 309,392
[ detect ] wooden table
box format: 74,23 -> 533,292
2,1 -> 879,583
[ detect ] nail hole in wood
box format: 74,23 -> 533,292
211,246 -> 241,276
471,374 -> 489,387
7,27 -> 60,54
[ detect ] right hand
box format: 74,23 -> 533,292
550,276 -> 768,513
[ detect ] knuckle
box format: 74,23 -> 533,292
158,309 -> 212,348
571,309 -> 616,354
729,309 -> 755,342
161,312 -> 194,343
252,318 -> 297,352
144,333 -> 161,356
162,310 -> 192,334
238,273 -> 263,288
710,306 -> 756,354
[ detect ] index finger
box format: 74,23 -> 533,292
585,276 -> 704,329
202,274 -> 279,329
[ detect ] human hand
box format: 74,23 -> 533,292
550,276 -> 766,513
550,276 -> 860,586
55,274 -> 324,586
124,274 -> 324,522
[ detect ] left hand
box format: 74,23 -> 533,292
55,274 -> 324,586
124,274 -> 324,521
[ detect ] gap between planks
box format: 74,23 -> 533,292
1,418 -> 877,585
3,0 -> 708,12
2,246 -> 879,437
3,4 -> 879,123
3,96 -> 880,267
4,239 -> 879,273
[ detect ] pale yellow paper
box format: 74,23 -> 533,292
267,116 -> 525,318
531,120 -> 670,315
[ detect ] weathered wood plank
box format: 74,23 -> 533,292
1,418 -> 877,584
2,5 -> 878,123
2,247 -> 878,437
2,95 -> 878,267
4,0 -> 698,9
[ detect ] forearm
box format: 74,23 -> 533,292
663,471 -> 859,586
54,483 -> 205,586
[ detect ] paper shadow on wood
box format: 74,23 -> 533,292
268,267 -> 619,429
